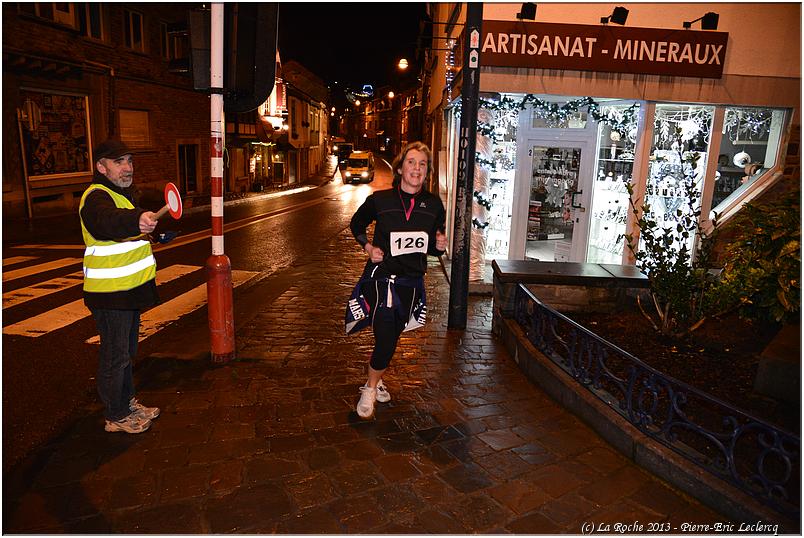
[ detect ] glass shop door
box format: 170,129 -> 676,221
520,142 -> 593,261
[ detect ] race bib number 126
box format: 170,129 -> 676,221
390,231 -> 429,256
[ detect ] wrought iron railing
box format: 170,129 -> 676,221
513,284 -> 800,519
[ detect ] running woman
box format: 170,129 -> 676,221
347,141 -> 447,419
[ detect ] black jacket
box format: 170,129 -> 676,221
80,172 -> 159,310
350,187 -> 446,278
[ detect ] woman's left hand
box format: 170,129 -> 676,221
435,230 -> 447,251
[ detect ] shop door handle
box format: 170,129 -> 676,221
570,190 -> 584,208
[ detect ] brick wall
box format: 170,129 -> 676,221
2,3 -> 210,218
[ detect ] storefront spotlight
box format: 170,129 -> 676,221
516,2 -> 536,20
600,6 -> 628,25
683,12 -> 719,30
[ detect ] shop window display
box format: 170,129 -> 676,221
484,119 -> 517,259
18,89 -> 92,180
643,104 -> 715,256
712,107 -> 786,213
586,103 -> 640,264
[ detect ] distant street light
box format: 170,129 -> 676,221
355,99 -> 361,106
397,58 -> 409,70
331,106 -> 336,112
388,91 -> 395,99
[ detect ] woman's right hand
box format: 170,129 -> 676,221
364,242 -> 385,263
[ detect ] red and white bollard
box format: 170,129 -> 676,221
207,2 -> 235,364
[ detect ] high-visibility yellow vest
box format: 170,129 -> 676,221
79,184 -> 156,293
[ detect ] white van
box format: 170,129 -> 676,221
343,151 -> 375,183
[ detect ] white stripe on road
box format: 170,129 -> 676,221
3,256 -> 39,267
85,269 -> 257,344
3,265 -> 201,337
3,271 -> 84,309
2,258 -> 82,282
10,245 -> 85,250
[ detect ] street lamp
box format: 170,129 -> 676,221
388,91 -> 395,99
397,58 -> 409,70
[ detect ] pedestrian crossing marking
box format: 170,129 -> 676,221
9,245 -> 85,251
2,258 -> 82,283
3,256 -> 38,267
3,271 -> 84,309
3,264 -> 201,337
84,269 -> 257,344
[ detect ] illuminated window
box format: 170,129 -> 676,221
712,107 -> 787,213
119,109 -> 151,147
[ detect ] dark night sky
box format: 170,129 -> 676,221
277,2 -> 427,93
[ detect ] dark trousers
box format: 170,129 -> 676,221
92,309 -> 140,421
361,281 -> 415,371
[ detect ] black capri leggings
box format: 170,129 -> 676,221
360,280 -> 416,371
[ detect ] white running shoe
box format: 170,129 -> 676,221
376,379 -> 391,403
105,412 -> 151,434
356,386 -> 377,419
130,397 -> 160,420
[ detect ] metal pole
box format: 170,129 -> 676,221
447,2 -> 483,330
207,2 -> 235,363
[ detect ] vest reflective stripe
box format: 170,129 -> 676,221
85,239 -> 150,257
83,254 -> 157,280
80,184 -> 156,293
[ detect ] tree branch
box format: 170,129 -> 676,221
636,293 -> 660,331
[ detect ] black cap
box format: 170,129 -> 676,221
93,139 -> 131,163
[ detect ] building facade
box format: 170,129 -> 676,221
3,3 -> 211,218
281,60 -> 330,185
423,3 -> 800,276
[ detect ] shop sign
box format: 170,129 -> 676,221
480,20 -> 728,78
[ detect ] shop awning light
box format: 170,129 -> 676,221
600,6 -> 628,25
683,12 -> 719,30
516,3 -> 537,20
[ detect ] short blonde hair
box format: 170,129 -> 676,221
391,141 -> 432,188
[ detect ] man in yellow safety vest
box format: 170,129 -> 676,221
79,139 -> 161,434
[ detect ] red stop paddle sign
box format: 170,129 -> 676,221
155,182 -> 183,220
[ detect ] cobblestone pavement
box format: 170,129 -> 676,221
3,228 -> 724,533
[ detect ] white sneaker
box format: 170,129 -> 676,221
105,412 -> 151,434
130,397 -> 160,420
356,386 -> 377,419
376,379 -> 391,403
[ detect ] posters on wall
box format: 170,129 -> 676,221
19,89 -> 91,180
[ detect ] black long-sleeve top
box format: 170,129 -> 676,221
350,187 -> 446,278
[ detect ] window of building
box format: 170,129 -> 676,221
178,144 -> 198,193
587,102 -> 641,264
160,21 -> 188,61
711,107 -> 788,214
642,103 -> 715,257
119,109 -> 151,147
76,3 -> 103,40
532,108 -> 588,129
291,100 -> 299,138
17,89 -> 92,180
19,2 -> 76,27
123,9 -> 144,52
